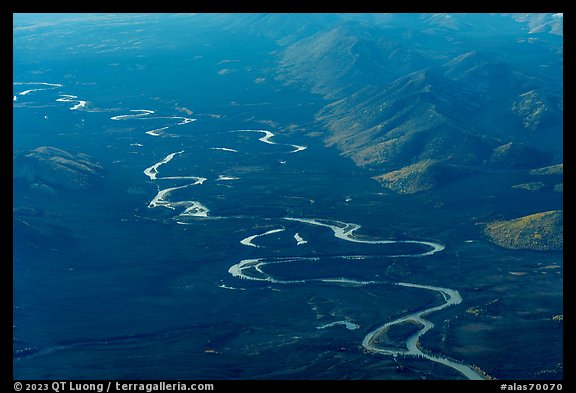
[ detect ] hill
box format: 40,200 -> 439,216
276,15 -> 562,194
484,211 -> 563,251
13,146 -> 103,195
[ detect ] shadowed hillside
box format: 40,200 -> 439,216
275,15 -> 562,194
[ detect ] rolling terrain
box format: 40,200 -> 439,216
13,13 -> 563,380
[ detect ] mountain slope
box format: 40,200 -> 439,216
13,146 -> 103,195
484,210 -> 563,251
276,15 -> 562,194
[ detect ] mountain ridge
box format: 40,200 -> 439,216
275,15 -> 562,195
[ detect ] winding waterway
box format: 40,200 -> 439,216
14,81 -> 486,380
362,282 -> 485,380
134,115 -> 485,379
230,218 -> 485,380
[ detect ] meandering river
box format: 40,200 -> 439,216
230,218 -> 485,380
14,81 -> 486,380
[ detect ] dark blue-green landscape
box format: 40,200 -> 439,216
13,13 -> 563,380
